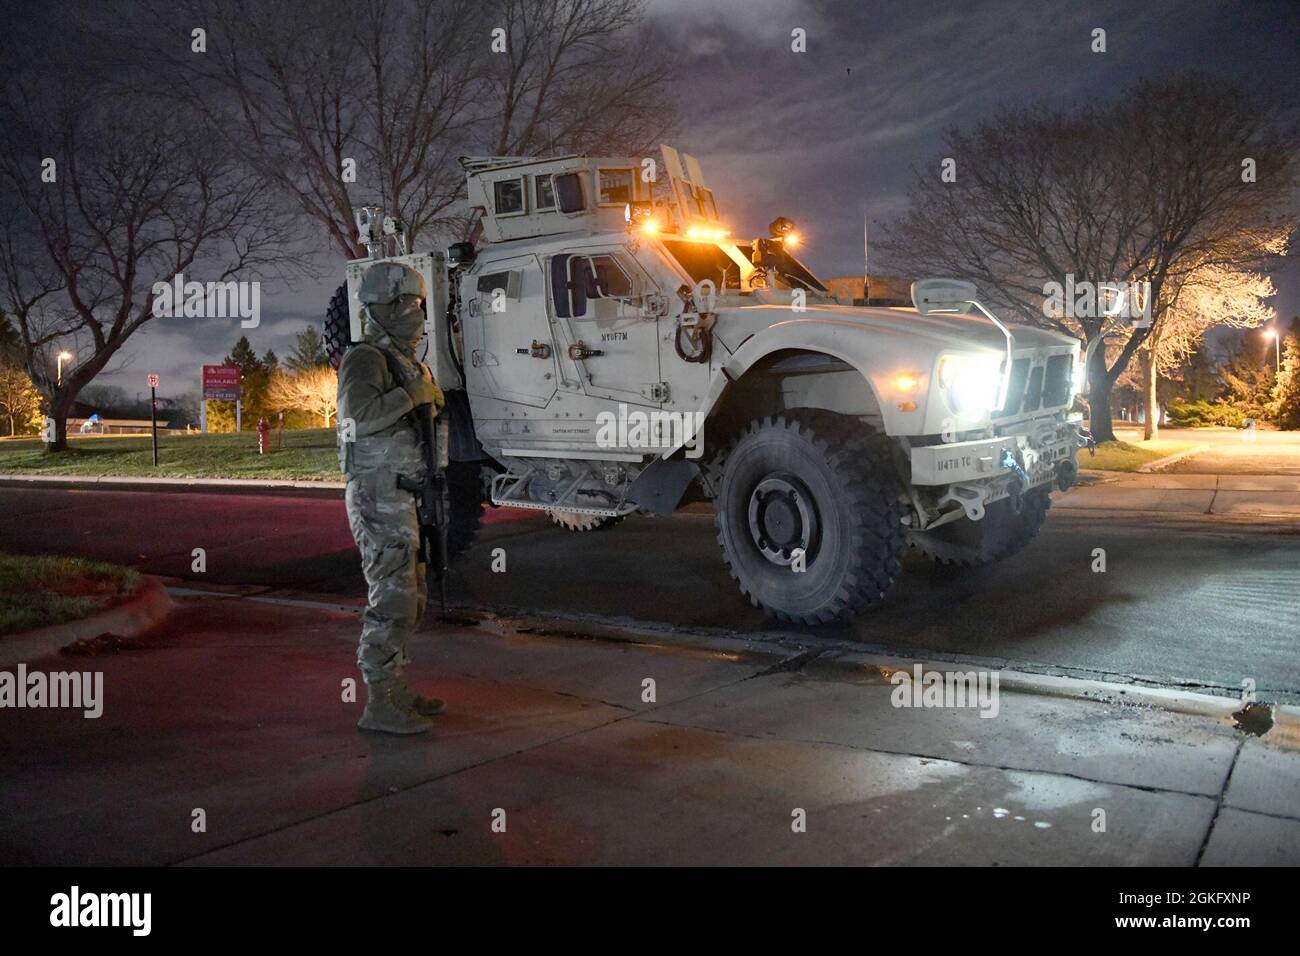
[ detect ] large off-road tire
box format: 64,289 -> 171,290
908,486 -> 1051,567
714,412 -> 909,625
445,460 -> 486,563
324,283 -> 350,370
546,510 -> 622,532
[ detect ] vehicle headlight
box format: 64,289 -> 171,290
938,353 -> 1003,419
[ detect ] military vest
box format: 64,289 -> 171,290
337,342 -> 427,481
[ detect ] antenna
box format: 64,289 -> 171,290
862,211 -> 870,305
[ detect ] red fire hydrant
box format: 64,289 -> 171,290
257,417 -> 271,455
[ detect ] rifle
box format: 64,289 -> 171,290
396,401 -> 450,615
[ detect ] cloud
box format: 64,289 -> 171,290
89,0 -> 1300,379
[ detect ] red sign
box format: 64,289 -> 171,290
147,373 -> 159,389
202,364 -> 242,401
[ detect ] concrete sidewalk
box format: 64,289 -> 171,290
1061,472 -> 1300,518
1,592 -> 1296,866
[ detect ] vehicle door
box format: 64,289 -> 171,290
463,255 -> 558,408
548,249 -> 664,408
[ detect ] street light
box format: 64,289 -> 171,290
1264,329 -> 1280,373
57,350 -> 73,385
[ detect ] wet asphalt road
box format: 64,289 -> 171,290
2,486 -> 1298,701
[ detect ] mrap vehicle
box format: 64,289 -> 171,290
324,146 -> 1089,625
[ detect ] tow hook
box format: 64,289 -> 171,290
1076,426 -> 1098,457
1000,447 -> 1029,491
1056,458 -> 1079,491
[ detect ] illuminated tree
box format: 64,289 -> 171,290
0,359 -> 42,436
267,366 -> 339,428
1271,328 -> 1300,430
1138,259 -> 1281,439
880,75 -> 1298,442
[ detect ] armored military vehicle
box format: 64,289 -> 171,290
325,147 -> 1089,625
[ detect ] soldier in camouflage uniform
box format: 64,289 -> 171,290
337,261 -> 447,735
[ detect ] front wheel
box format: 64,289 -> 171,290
714,412 -> 908,625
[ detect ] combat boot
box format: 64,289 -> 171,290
357,681 -> 433,735
392,681 -> 447,717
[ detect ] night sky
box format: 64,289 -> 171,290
94,0 -> 1299,398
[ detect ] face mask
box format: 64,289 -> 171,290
369,299 -> 425,348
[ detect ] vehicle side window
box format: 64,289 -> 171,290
587,255 -> 632,298
550,254 -> 581,319
598,169 -> 634,206
549,253 -> 633,318
534,175 -> 556,211
493,177 -> 525,216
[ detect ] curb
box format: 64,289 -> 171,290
465,609 -> 1300,750
163,583 -> 1300,749
0,474 -> 344,498
0,576 -> 175,669
1137,444 -> 1209,473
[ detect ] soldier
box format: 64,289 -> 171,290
337,261 -> 447,735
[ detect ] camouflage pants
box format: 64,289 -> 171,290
345,468 -> 427,685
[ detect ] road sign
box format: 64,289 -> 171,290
149,379 -> 160,467
202,364 -> 242,401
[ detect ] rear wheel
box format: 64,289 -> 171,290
445,461 -> 486,563
714,412 -> 908,625
908,486 -> 1051,567
324,283 -> 350,370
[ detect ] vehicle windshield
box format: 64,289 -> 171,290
661,238 -> 831,297
661,240 -> 746,291
736,243 -> 829,294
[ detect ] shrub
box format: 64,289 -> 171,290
1166,400 -> 1245,428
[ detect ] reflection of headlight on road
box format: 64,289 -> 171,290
938,354 -> 1002,418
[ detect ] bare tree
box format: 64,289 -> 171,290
122,0 -> 675,258
124,0 -> 487,258
0,82 -> 302,450
879,75 -> 1298,442
484,0 -> 675,156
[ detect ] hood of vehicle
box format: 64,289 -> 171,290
712,302 -> 1075,355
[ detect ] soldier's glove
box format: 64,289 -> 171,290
403,370 -> 445,412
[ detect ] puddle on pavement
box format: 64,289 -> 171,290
1231,702 -> 1273,736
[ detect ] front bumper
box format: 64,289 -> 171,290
908,415 -> 1083,519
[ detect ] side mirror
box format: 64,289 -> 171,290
554,173 -> 585,214
911,278 -> 977,314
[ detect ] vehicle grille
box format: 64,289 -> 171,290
996,353 -> 1072,419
